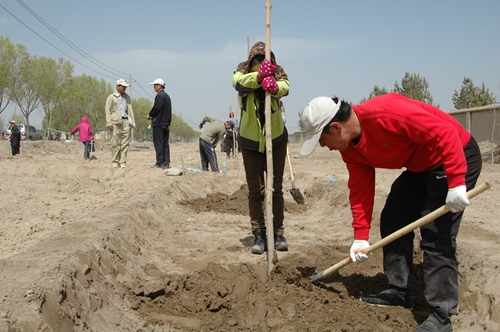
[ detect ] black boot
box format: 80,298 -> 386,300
274,234 -> 288,251
360,285 -> 411,308
414,312 -> 452,332
251,231 -> 266,255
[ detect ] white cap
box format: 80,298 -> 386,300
300,97 -> 342,156
9,120 -> 16,124
116,78 -> 130,87
149,78 -> 165,87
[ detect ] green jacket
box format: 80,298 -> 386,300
232,71 -> 289,152
232,41 -> 289,153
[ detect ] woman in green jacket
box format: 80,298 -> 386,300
232,41 -> 290,255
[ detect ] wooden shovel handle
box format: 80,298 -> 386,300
311,182 -> 491,282
286,148 -> 295,182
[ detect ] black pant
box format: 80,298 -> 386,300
199,138 -> 219,172
11,144 -> 20,155
241,140 -> 287,235
152,125 -> 170,167
225,133 -> 234,157
380,137 -> 482,320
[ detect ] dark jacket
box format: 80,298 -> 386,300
10,126 -> 21,146
149,89 -> 172,126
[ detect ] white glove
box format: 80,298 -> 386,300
350,240 -> 372,263
446,185 -> 470,213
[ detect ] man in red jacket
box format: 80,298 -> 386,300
300,93 -> 481,332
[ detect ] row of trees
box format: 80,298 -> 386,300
0,36 -> 199,142
298,72 -> 497,130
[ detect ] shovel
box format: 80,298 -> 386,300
286,147 -> 305,204
311,182 -> 491,283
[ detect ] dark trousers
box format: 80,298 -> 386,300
241,140 -> 287,235
11,144 -> 20,155
380,137 -> 482,320
225,133 -> 234,157
152,125 -> 170,167
199,138 -> 219,172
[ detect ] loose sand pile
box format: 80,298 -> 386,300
0,139 -> 498,331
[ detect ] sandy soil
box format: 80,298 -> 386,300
0,138 -> 499,332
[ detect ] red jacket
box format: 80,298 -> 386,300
342,93 -> 471,239
71,117 -> 93,142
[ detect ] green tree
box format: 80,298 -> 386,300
74,75 -> 112,132
47,84 -> 84,133
37,57 -> 74,137
0,36 -> 17,114
170,113 -> 199,142
360,85 -> 389,103
452,77 -> 496,110
131,97 -> 153,141
9,49 -> 43,139
393,72 -> 436,106
49,75 -> 112,134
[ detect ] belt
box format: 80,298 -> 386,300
122,117 -> 128,119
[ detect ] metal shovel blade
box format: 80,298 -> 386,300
289,183 -> 305,204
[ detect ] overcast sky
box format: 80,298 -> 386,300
1,0 -> 499,131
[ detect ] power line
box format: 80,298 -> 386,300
0,3 -> 117,80
16,0 -> 129,78
1,3 -> 155,102
131,78 -> 154,99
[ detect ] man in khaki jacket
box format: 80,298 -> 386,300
105,79 -> 136,168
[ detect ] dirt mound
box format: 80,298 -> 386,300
0,140 -> 498,331
132,246 -> 430,331
180,184 -> 308,216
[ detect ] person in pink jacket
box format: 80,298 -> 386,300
71,116 -> 94,160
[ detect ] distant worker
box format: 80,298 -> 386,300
199,116 -> 226,172
225,120 -> 235,158
105,78 -> 136,168
228,110 -> 240,153
70,116 -> 94,160
9,120 -> 21,156
147,78 -> 172,169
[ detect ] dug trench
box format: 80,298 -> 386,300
0,141 -> 498,331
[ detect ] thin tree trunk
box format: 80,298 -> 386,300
264,0 -> 275,276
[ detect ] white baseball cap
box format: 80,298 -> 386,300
300,97 -> 342,156
116,78 -> 130,87
149,78 -> 165,87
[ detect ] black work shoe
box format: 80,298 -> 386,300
251,232 -> 266,255
274,235 -> 288,251
150,164 -> 163,169
360,286 -> 411,308
414,312 -> 453,332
